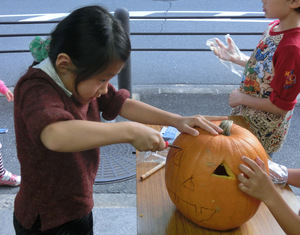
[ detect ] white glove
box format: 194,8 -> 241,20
206,34 -> 248,77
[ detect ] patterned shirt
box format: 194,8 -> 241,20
232,20 -> 300,153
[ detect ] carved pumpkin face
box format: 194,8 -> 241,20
165,120 -> 269,231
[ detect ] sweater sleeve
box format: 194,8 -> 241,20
98,83 -> 130,120
270,45 -> 300,111
0,80 -> 9,95
16,77 -> 75,146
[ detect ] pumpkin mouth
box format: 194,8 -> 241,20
211,161 -> 236,179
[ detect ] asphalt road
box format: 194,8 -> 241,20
1,0 -> 270,87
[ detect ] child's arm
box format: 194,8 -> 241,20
238,156 -> 300,235
287,169 -> 300,187
3,90 -> 14,102
0,80 -> 13,102
119,98 -> 226,136
228,89 -> 288,115
40,99 -> 226,153
41,119 -> 166,152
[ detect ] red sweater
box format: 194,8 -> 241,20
13,66 -> 130,230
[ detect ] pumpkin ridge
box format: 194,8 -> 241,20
238,137 -> 269,173
225,135 -> 249,176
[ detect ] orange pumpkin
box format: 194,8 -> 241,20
165,120 -> 269,231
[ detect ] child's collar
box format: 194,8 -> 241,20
33,58 -> 73,97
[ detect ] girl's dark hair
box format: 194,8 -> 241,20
48,5 -> 131,93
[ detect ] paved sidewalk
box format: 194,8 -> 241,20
0,194 -> 136,235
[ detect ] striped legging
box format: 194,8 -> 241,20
0,144 -> 4,176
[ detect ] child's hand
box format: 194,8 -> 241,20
229,89 -> 244,108
4,90 -> 14,102
174,115 -> 227,136
238,156 -> 275,202
130,123 -> 166,152
209,36 -> 240,63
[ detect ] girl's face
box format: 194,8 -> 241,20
71,61 -> 124,105
262,0 -> 294,20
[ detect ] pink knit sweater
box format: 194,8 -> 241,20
0,80 -> 9,95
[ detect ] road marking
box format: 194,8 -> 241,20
132,19 -> 271,23
0,13 -> 45,17
20,13 -> 68,22
129,11 -> 265,16
0,11 -> 269,22
215,12 -> 252,16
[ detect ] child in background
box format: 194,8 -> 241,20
0,80 -> 20,186
238,156 -> 300,235
0,80 -> 13,102
209,0 -> 300,155
13,5 -> 225,234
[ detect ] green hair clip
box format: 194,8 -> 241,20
29,36 -> 50,62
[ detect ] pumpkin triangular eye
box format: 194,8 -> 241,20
213,163 -> 229,176
211,161 -> 236,179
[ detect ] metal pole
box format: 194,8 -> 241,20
114,8 -> 132,97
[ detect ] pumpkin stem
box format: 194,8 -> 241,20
219,120 -> 233,136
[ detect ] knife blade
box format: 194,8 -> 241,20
165,141 -> 182,149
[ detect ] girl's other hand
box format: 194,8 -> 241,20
174,115 -> 227,136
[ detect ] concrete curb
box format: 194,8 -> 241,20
3,84 -> 236,96
4,84 -> 300,103
131,84 -> 300,104
0,193 -> 136,210
132,84 -> 238,95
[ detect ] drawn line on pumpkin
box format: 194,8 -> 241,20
197,207 -> 218,222
170,191 -> 177,201
182,175 -> 195,191
173,192 -> 217,222
173,148 -> 184,167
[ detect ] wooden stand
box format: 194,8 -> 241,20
137,116 -> 300,235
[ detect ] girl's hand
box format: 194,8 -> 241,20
4,90 -> 14,102
174,115 -> 227,136
229,89 -> 244,108
238,156 -> 275,202
129,123 -> 166,152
